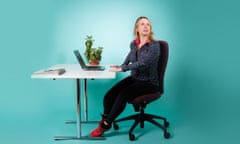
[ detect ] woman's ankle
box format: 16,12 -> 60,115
101,120 -> 111,129
99,114 -> 108,125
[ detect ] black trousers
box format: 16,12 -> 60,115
103,76 -> 159,124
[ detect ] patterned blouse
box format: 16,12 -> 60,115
121,41 -> 160,86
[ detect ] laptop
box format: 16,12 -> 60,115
73,50 -> 105,71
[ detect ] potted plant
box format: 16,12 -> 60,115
84,35 -> 103,65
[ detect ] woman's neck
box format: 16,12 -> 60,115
138,36 -> 150,49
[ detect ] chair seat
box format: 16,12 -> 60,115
130,92 -> 161,104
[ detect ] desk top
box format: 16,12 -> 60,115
31,64 -> 116,79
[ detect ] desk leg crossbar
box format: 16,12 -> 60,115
54,79 -> 105,140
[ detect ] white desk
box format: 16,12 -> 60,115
31,64 -> 116,140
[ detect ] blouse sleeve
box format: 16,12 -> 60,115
121,42 -> 160,71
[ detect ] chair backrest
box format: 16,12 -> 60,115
130,40 -> 169,105
158,40 -> 169,94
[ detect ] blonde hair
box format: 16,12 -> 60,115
133,16 -> 155,41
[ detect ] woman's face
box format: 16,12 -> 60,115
136,18 -> 151,37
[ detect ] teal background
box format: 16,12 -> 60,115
0,0 -> 239,144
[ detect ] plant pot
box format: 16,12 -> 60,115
89,60 -> 99,66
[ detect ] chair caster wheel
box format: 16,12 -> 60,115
129,134 -> 135,141
164,132 -> 170,139
113,123 -> 119,130
164,121 -> 170,127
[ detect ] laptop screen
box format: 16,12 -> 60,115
73,50 -> 87,68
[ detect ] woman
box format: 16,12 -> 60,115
90,16 -> 161,137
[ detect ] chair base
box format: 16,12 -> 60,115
113,112 -> 170,141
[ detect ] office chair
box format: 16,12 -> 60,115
113,40 -> 170,141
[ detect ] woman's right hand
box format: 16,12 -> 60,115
109,65 -> 122,72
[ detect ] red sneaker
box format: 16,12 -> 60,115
90,125 -> 108,137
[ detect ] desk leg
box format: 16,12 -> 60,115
83,78 -> 88,121
65,78 -> 98,124
54,79 -> 105,140
76,78 -> 81,138
82,79 -> 99,123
